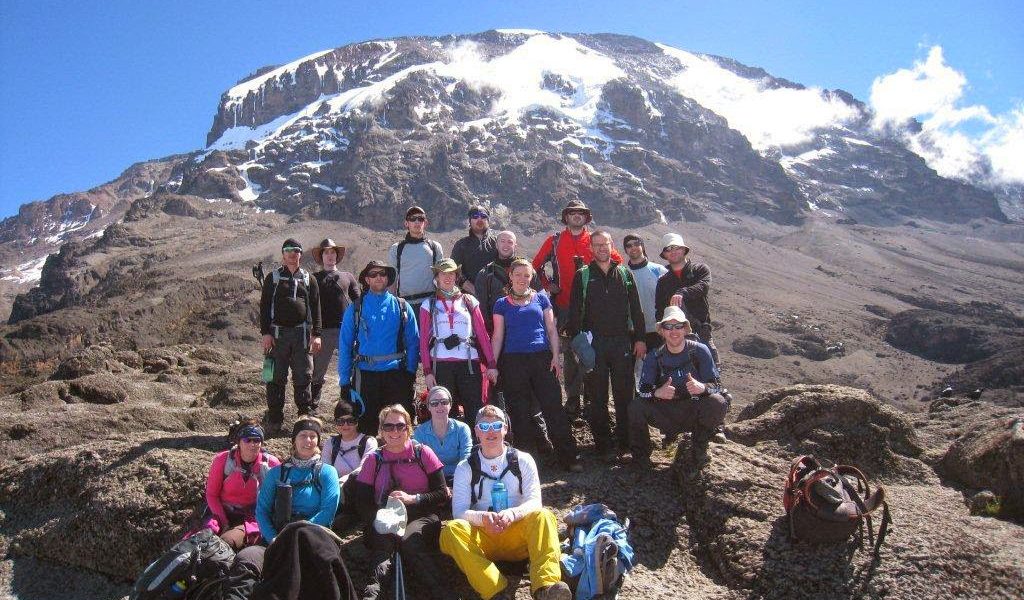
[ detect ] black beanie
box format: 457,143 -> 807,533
291,417 -> 322,442
623,233 -> 645,254
282,238 -> 303,253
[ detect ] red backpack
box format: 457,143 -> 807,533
783,455 -> 891,554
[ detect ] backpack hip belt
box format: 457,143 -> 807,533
356,351 -> 407,364
402,291 -> 434,301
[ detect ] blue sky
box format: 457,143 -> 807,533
1,0 -> 1021,219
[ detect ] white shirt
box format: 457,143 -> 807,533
322,433 -> 378,483
421,295 -> 481,361
452,447 -> 542,525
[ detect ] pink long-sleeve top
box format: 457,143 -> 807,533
204,449 -> 282,528
418,292 -> 495,375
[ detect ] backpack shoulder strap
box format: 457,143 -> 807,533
222,448 -> 237,480
580,265 -> 592,323
468,446 -> 483,505
395,240 -> 408,292
430,240 -> 440,263
550,232 -> 561,285
330,435 -> 342,465
396,296 -> 409,354
507,445 -> 523,494
256,454 -> 270,483
357,434 -> 369,457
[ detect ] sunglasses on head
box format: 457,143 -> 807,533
366,271 -> 388,279
469,212 -> 489,219
661,322 -> 689,330
239,437 -> 263,444
476,421 -> 504,432
335,417 -> 357,425
429,399 -> 451,407
381,422 -> 408,432
407,216 -> 426,223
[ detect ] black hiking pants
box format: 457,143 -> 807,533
356,368 -> 415,436
432,359 -> 483,427
363,511 -> 449,600
586,334 -> 635,452
499,351 -> 578,461
695,321 -> 720,367
628,393 -> 729,458
266,326 -> 313,422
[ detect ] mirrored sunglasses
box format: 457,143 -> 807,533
476,421 -> 504,432
429,399 -> 451,407
381,422 -> 408,432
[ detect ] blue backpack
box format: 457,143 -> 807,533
560,504 -> 634,600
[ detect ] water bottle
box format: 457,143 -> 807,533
490,480 -> 509,512
168,579 -> 189,598
261,356 -> 275,383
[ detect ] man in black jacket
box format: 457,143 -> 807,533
653,232 -> 718,366
567,230 -> 646,461
259,238 -> 322,434
311,238 -> 359,409
451,204 -> 497,295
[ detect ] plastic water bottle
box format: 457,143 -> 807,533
168,579 -> 189,598
490,480 -> 509,512
261,356 -> 275,383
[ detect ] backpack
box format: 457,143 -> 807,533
578,264 -> 635,332
269,267 -> 312,326
426,294 -> 482,372
395,238 -> 440,296
651,339 -> 733,404
782,455 -> 891,553
221,447 -> 271,484
560,504 -> 634,600
131,528 -> 235,600
351,295 -> 409,368
370,440 -> 429,505
467,444 -> 523,506
329,434 -> 370,466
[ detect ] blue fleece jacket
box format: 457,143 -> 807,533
255,461 -> 340,543
337,290 -> 420,384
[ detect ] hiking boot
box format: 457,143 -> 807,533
491,585 -> 515,600
691,442 -> 711,467
310,383 -> 324,406
564,395 -> 581,420
712,426 -> 728,444
263,415 -> 283,437
535,581 -> 572,600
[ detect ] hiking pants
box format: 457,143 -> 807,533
266,326 -> 313,422
433,359 -> 483,426
499,351 -> 578,460
356,368 -> 415,436
628,393 -> 729,458
440,509 -> 562,599
363,511 -> 448,600
695,321 -> 720,368
586,334 -> 635,451
310,326 -> 339,405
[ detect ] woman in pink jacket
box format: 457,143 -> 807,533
202,418 -> 282,549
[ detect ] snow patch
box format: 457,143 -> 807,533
842,136 -> 873,147
494,29 -> 546,36
657,43 -> 858,150
226,49 -> 334,108
2,254 -> 49,284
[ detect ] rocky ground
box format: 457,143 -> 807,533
0,195 -> 1022,599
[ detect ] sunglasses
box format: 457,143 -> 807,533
664,245 -> 684,253
366,271 -> 388,279
469,212 -> 489,219
661,322 -> 689,330
566,210 -> 587,216
476,421 -> 504,432
239,437 -> 263,444
335,417 -> 357,425
429,399 -> 451,407
407,216 -> 426,223
381,422 -> 408,432
624,241 -> 643,249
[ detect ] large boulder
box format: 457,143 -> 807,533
675,441 -> 1024,598
885,309 -> 1021,364
940,415 -> 1024,517
0,436 -> 215,579
729,385 -> 926,482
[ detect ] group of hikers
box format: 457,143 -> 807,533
194,200 -> 729,600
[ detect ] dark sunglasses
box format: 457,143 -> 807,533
335,417 -> 357,425
661,322 -> 689,330
429,399 -> 451,407
566,210 -> 587,216
366,271 -> 388,279
239,437 -> 263,444
624,241 -> 643,249
381,422 -> 408,432
407,216 -> 426,223
476,421 -> 504,432
469,212 -> 489,219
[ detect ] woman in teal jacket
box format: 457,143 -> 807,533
256,417 -> 340,543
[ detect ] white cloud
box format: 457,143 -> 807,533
657,43 -> 859,150
870,45 -> 1023,184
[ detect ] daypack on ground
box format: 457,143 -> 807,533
782,455 -> 891,553
131,528 -> 235,600
560,503 -> 634,600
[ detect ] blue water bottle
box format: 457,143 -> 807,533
169,579 -> 189,598
490,480 -> 509,512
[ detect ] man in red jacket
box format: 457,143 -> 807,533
532,199 -> 622,418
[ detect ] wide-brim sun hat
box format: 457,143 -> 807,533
658,305 -> 690,327
358,260 -> 398,288
311,238 -> 346,265
560,199 -> 593,225
659,233 -> 690,260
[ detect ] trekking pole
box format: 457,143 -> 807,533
394,548 -> 406,600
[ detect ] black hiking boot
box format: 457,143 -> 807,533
310,382 -> 324,407
361,551 -> 392,600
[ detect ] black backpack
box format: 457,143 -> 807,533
131,529 -> 235,600
467,444 -> 523,506
329,434 -> 370,466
